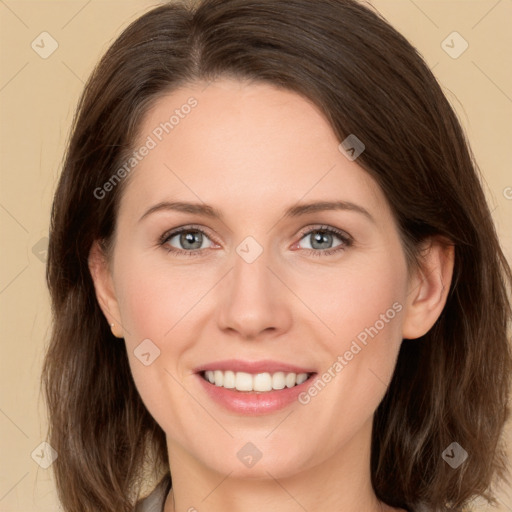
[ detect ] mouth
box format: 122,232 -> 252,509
194,359 -> 318,414
199,370 -> 316,393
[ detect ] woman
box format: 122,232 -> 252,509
42,0 -> 512,511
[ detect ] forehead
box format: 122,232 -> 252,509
119,78 -> 388,223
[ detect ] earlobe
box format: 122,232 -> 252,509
88,240 -> 124,336
401,239 -> 455,340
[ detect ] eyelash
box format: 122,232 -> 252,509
158,224 -> 353,258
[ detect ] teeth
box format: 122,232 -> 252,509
203,370 -> 310,392
236,371 -> 253,391
223,370 -> 235,389
296,373 -> 308,385
285,372 -> 296,388
214,370 -> 223,387
272,372 -> 286,390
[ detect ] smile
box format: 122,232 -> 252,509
201,370 -> 312,392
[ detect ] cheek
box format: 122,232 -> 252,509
112,255 -> 202,433
302,248 -> 408,409
294,268 -> 406,449
114,253 -> 205,343
304,251 -> 407,350
114,237 -> 408,359
112,252 -> 219,410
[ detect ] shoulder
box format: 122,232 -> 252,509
134,475 -> 172,512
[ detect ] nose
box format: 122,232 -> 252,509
216,246 -> 293,341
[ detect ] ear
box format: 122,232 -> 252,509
401,238 -> 455,339
88,240 -> 124,338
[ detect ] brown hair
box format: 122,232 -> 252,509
42,0 -> 512,510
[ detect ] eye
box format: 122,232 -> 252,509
294,226 -> 353,257
159,224 -> 353,258
159,225 -> 217,257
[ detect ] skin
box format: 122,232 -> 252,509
89,79 -> 454,512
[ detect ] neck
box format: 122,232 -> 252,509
163,418 -> 398,512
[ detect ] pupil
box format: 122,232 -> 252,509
182,231 -> 202,250
313,231 -> 331,249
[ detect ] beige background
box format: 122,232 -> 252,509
0,0 -> 511,510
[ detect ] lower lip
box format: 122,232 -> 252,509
196,373 -> 316,415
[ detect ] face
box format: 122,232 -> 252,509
96,79 -> 416,479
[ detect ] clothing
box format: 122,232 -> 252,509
134,475 -> 172,512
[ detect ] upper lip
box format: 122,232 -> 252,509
194,359 -> 316,374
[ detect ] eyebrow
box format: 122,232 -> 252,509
138,200 -> 375,224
